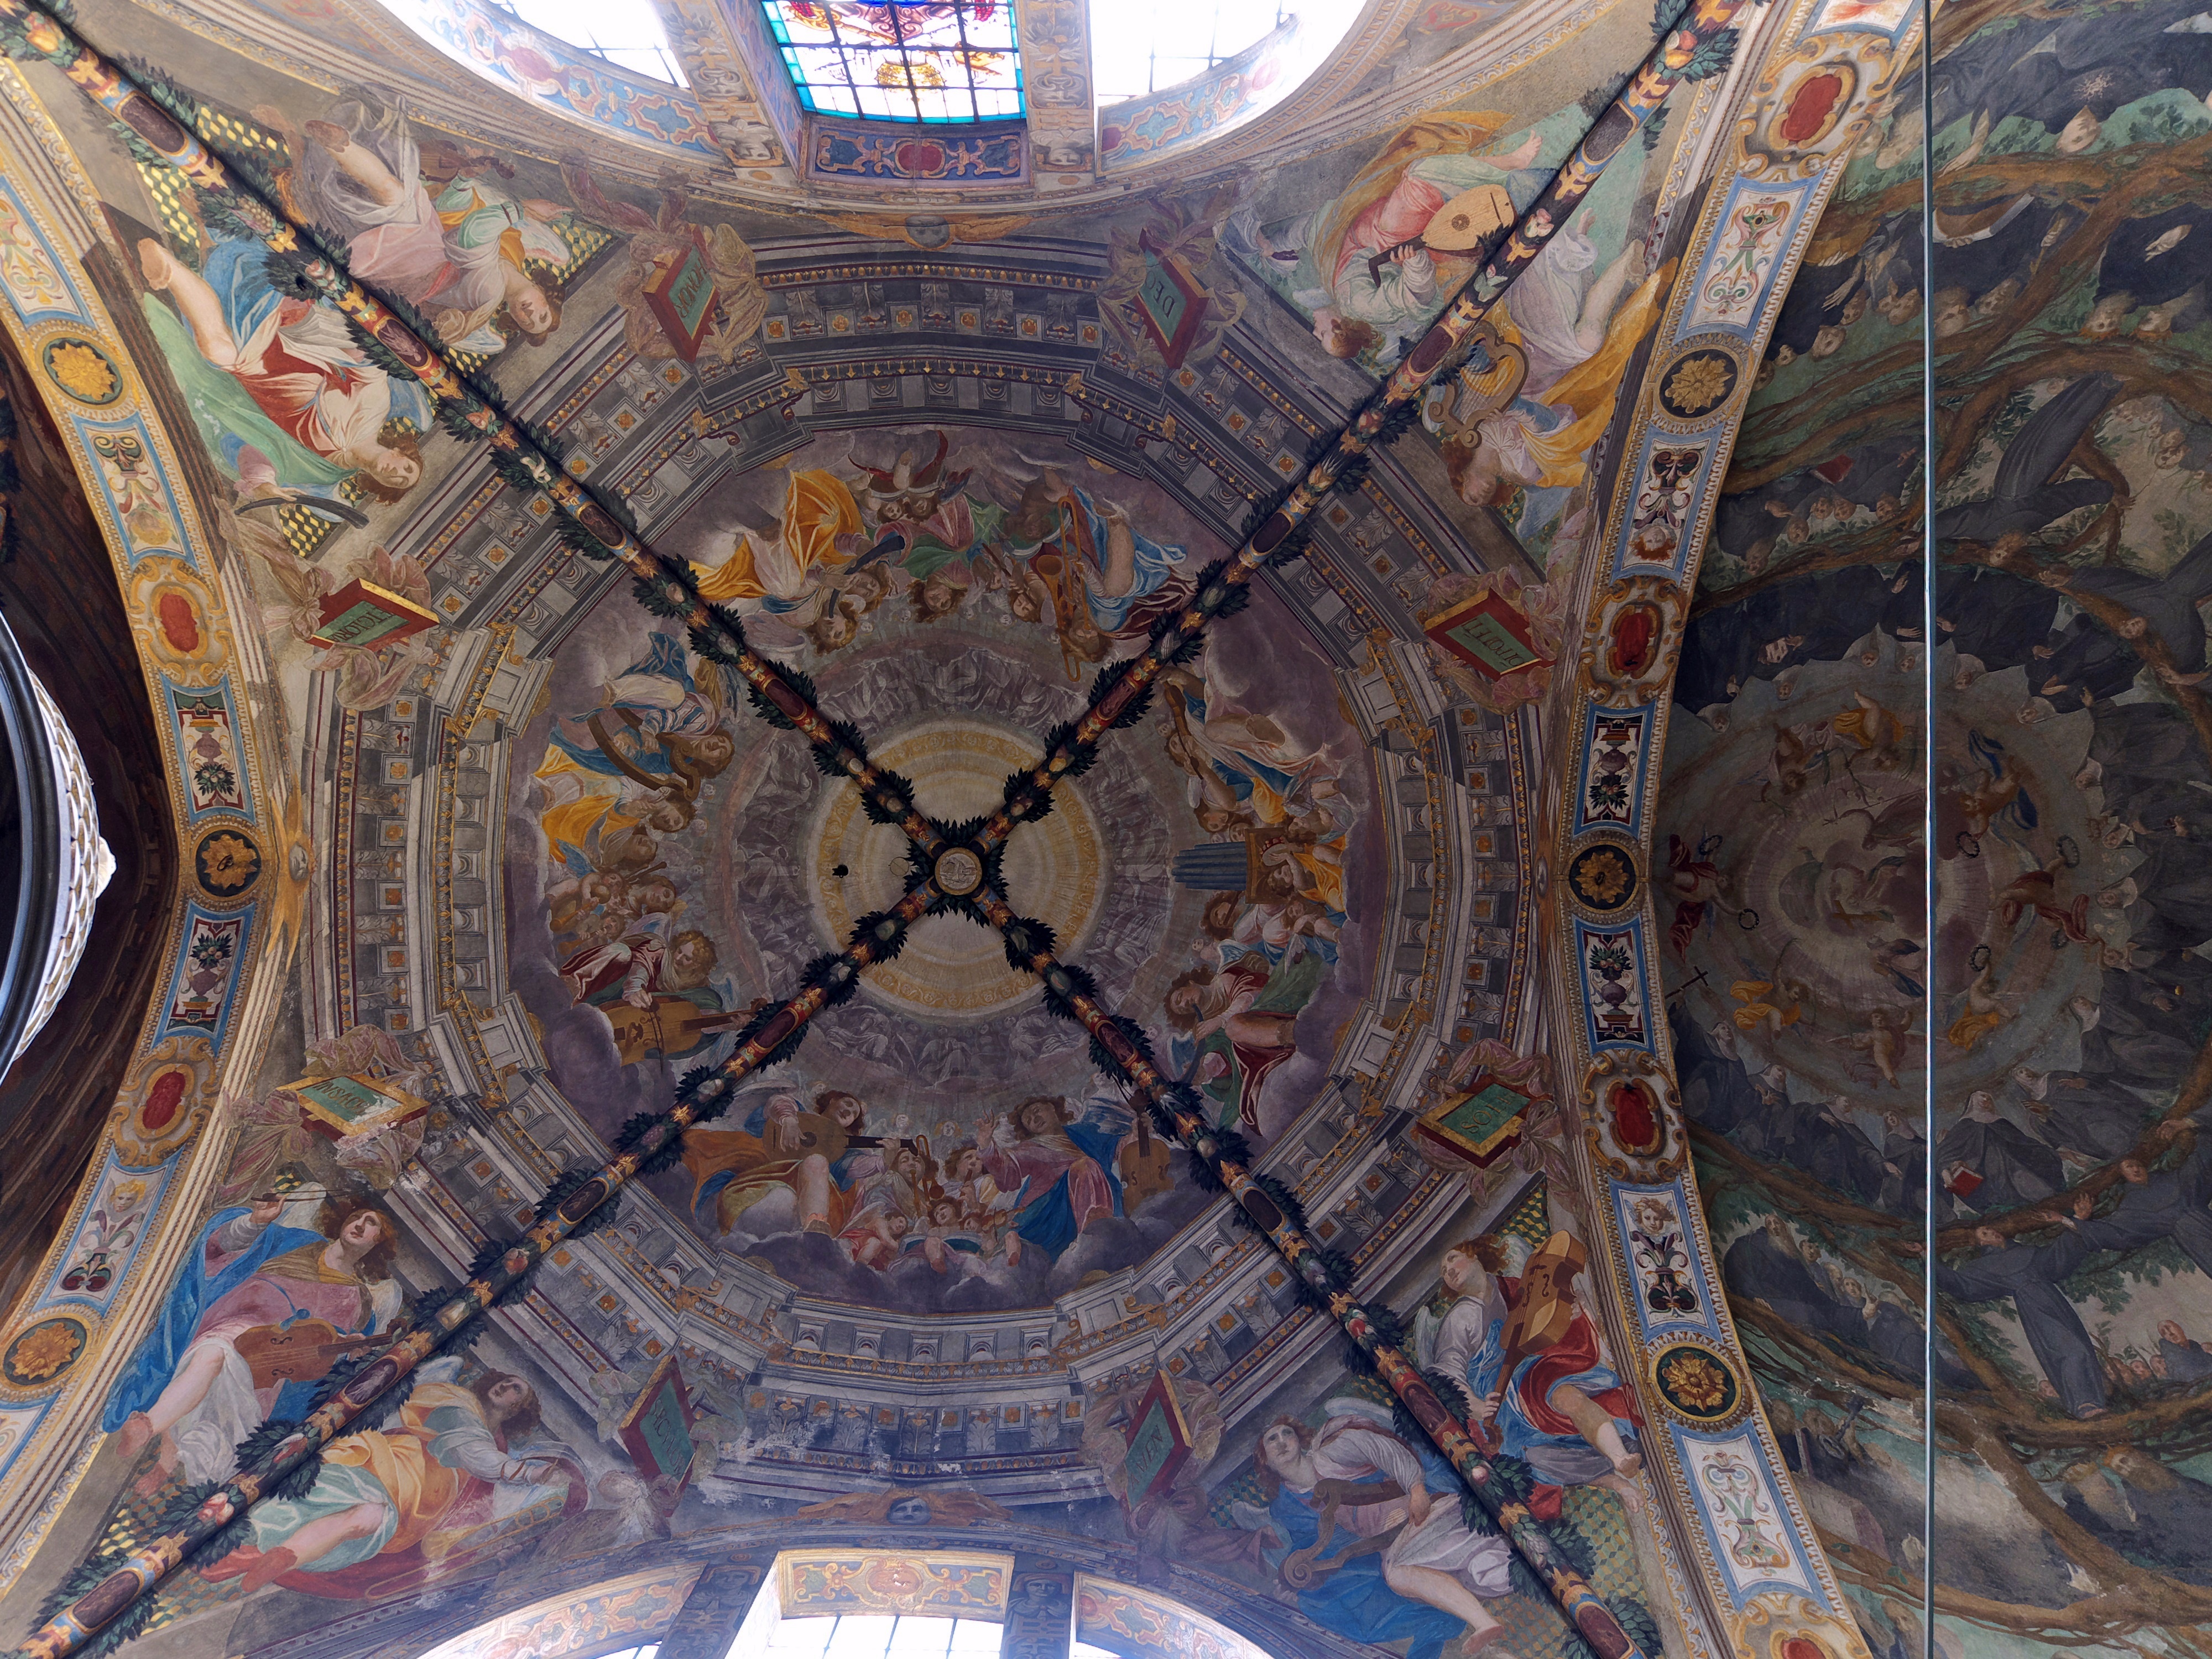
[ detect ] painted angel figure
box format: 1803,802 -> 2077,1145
682,1088 -> 881,1239
854,430 -> 975,537
851,430 -> 1004,620
106,1192 -> 403,1489
1247,114 -> 1555,363
200,1355 -> 584,1595
688,467 -> 878,654
138,235 -> 430,501
536,632 -> 736,850
1162,956 -> 1303,1131
994,465 -> 1190,674
1155,665 -> 1338,831
1416,1232 -> 1646,1510
982,1094 -> 1129,1259
1229,1402 -> 1517,1659
275,95 -> 572,353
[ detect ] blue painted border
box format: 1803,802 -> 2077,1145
164,675 -> 255,827
72,413 -> 196,571
31,1150 -> 180,1319
1676,173 -> 1822,346
151,900 -> 255,1052
1608,425 -> 1723,583
1572,702 -> 1656,839
0,175 -> 92,324
1613,1178 -> 1725,1345
1671,1422 -> 1833,1611
1573,915 -> 1656,1054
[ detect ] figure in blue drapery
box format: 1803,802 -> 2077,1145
103,1196 -> 401,1485
1230,1403 -> 1516,1659
982,1095 -> 1127,1261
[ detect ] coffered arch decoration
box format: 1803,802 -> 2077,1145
0,53 -> 300,1584
1537,4 -> 1928,1658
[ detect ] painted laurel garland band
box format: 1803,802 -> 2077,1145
0,0 -> 1744,1650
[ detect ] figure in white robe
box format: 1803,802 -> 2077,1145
284,97 -> 568,353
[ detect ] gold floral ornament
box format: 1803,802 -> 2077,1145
197,831 -> 261,892
1662,352 -> 1733,416
1574,848 -> 1632,906
1657,1345 -> 1736,1417
4,1316 -> 85,1385
43,337 -> 121,405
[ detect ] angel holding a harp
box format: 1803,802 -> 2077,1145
1416,1230 -> 1646,1510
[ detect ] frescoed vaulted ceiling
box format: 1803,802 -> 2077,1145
1671,2 -> 2212,1652
8,2 -> 2208,1659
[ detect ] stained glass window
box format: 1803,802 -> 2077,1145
758,2 -> 1024,122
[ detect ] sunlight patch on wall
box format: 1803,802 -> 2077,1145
489,0 -> 688,82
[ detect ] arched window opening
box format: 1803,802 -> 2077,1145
1087,0 -> 1298,105
487,0 -> 687,83
752,1613 -> 1002,1656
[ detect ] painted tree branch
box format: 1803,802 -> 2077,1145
1933,1402 -> 2212,1624
0,0 -> 1755,1651
1824,1530 -> 2204,1650
1688,502 -> 1923,615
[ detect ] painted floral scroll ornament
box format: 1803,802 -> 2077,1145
59,1173 -> 150,1296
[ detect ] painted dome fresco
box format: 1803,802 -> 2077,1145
511,425 -> 1385,1314
8,2 -> 2212,1659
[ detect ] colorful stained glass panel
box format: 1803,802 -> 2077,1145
759,2 -> 1023,122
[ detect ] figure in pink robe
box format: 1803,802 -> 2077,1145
106,1196 -> 401,1485
981,1096 -> 1126,1260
